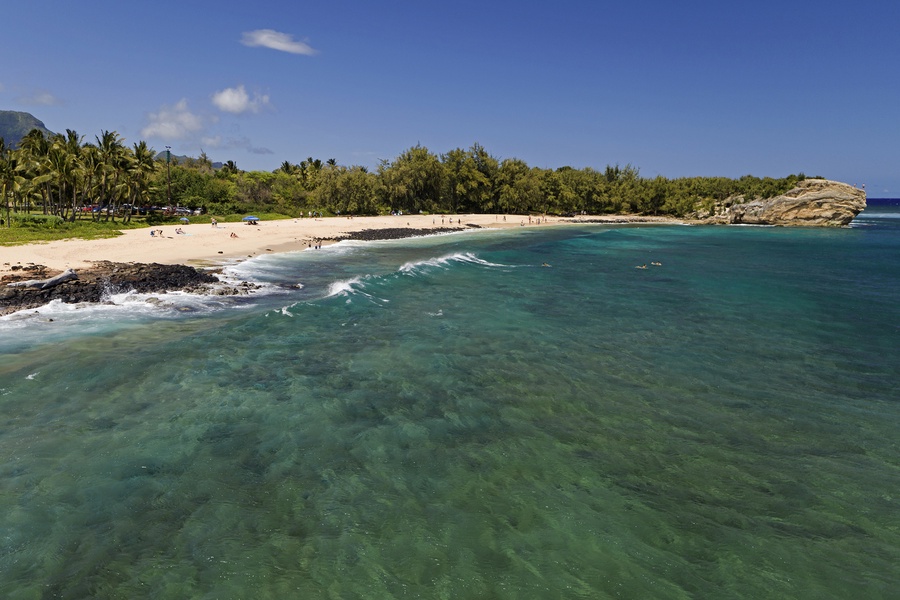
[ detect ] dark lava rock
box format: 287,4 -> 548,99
1,261 -> 220,316
337,227 -> 465,242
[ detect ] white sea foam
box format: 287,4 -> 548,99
327,276 -> 365,297
399,252 -> 511,276
220,257 -> 297,294
324,276 -> 390,305
0,284 -> 260,339
311,251 -> 514,306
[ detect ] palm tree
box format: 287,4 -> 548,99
47,140 -> 76,219
47,129 -> 86,220
95,130 -> 125,221
277,160 -> 299,176
221,160 -> 240,175
17,129 -> 53,215
123,141 -> 157,223
0,139 -> 24,227
79,144 -> 102,220
300,157 -> 323,191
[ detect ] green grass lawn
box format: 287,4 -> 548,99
0,216 -> 143,245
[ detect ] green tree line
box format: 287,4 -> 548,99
1,129 -> 809,226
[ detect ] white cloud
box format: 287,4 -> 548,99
18,90 -> 61,106
141,99 -> 272,158
141,99 -> 205,139
211,85 -> 270,114
241,29 -> 318,55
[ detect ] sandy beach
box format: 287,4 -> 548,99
0,213 -> 679,275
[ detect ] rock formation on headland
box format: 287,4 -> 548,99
696,179 -> 866,226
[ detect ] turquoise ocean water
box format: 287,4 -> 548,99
1,203 -> 898,599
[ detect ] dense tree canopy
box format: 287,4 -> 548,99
0,129 -> 810,224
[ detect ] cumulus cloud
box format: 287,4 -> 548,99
211,85 -> 270,114
241,29 -> 318,55
141,99 -> 206,139
18,90 -> 62,106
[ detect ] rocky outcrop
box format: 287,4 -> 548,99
0,262 -> 230,316
699,179 -> 866,227
337,226 -> 466,242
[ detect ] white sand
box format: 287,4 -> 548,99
0,214 -> 589,274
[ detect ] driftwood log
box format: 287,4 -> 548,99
5,268 -> 79,290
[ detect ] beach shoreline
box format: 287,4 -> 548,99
1,213 -> 680,276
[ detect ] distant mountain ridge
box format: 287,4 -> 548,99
154,151 -> 224,170
0,110 -> 56,147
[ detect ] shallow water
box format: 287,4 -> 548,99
1,206 -> 898,599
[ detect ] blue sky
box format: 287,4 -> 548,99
3,0 -> 898,194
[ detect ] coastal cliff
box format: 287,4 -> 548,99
696,179 -> 866,226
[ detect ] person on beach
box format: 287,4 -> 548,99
211,218 -> 217,227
